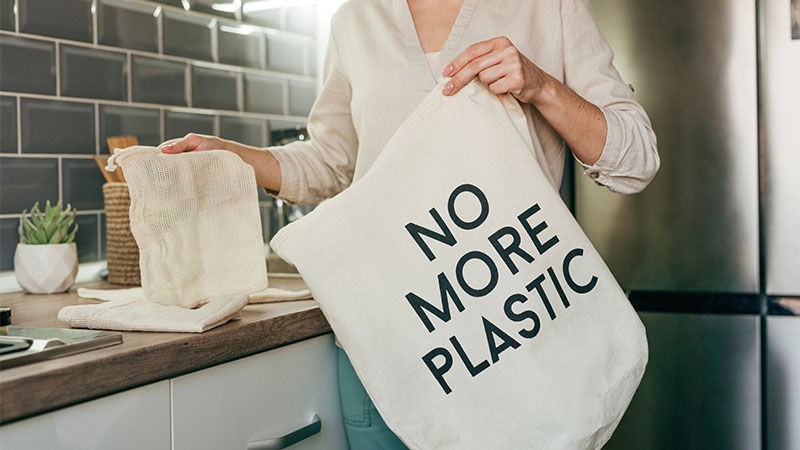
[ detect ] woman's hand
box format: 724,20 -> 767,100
158,133 -> 229,154
442,36 -> 553,105
443,36 -> 608,166
157,133 -> 283,193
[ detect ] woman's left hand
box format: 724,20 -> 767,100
442,36 -> 551,105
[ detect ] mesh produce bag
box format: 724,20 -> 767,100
105,146 -> 268,308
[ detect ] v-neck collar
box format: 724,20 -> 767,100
393,0 -> 479,86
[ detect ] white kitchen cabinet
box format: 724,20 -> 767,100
0,380 -> 171,450
171,334 -> 347,450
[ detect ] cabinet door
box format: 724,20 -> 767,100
171,333 -> 347,450
0,380 -> 171,450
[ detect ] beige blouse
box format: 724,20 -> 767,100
268,0 -> 660,204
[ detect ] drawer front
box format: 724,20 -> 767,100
171,333 -> 347,450
0,380 -> 171,450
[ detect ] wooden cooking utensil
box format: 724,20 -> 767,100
94,156 -> 115,183
106,135 -> 138,154
105,135 -> 139,183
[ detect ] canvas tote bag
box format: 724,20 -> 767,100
107,146 -> 268,308
270,78 -> 648,449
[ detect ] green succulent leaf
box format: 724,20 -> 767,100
18,201 -> 80,245
65,223 -> 78,244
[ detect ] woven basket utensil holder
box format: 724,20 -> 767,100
103,182 -> 141,285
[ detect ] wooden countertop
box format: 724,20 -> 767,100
0,276 -> 331,424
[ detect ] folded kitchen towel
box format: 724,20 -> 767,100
58,290 -> 249,333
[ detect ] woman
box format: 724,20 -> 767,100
159,0 -> 660,447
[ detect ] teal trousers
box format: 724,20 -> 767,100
336,347 -> 409,450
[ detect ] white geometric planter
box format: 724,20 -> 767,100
14,243 -> 78,294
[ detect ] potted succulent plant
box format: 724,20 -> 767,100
14,201 -> 79,294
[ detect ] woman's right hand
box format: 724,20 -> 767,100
157,133 -> 228,154
157,133 -> 284,194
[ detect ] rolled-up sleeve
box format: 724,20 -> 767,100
267,22 -> 358,204
560,0 -> 660,194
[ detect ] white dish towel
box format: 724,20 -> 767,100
58,290 -> 249,333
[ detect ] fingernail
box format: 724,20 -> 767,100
442,82 -> 454,95
160,144 -> 173,152
442,64 -> 453,76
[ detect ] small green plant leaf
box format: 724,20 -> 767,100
65,223 -> 78,244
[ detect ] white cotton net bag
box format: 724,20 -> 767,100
106,146 -> 268,308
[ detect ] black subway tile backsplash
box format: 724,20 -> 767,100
0,157 -> 59,215
60,45 -> 128,101
0,36 -> 56,95
192,65 -> 239,111
0,0 -> 15,31
288,80 -> 315,116
18,0 -> 93,42
131,56 -> 187,106
0,218 -> 17,271
220,116 -> 264,147
218,24 -> 263,69
163,11 -> 214,62
244,73 -> 284,114
62,158 -> 105,211
165,110 -> 214,140
1,96 -> 17,153
20,98 -> 94,154
98,0 -> 159,53
74,213 -> 99,262
1,0 -> 319,271
99,105 -> 161,148
266,35 -> 306,75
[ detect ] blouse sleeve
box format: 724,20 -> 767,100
559,0 -> 660,194
266,25 -> 358,204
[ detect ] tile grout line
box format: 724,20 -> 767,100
185,63 -> 192,108
211,18 -> 219,64
0,91 -> 310,122
282,79 -> 289,115
0,30 -> 317,83
127,52 -> 133,102
57,157 -> 63,204
159,108 -> 165,142
94,101 -> 100,155
16,94 -> 21,154
157,6 -> 164,55
237,71 -> 244,112
92,0 -> 98,45
1,153 -> 97,159
55,42 -> 61,96
0,210 -> 105,219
